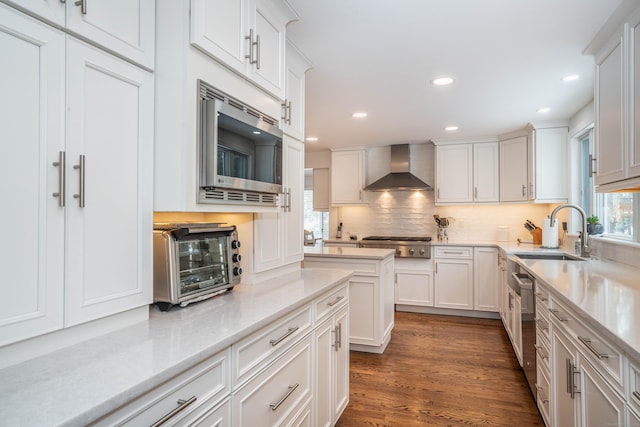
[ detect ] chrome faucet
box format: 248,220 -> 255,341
549,204 -> 590,257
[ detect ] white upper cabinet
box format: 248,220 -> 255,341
530,126 -> 568,202
4,0 -> 155,69
499,135 -> 529,202
590,5 -> 640,191
331,150 -> 366,205
435,142 -> 498,204
190,0 -> 297,99
282,41 -> 312,140
435,144 -> 473,203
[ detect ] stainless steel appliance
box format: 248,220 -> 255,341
359,236 -> 432,258
198,80 -> 282,206
153,223 -> 242,311
507,257 -> 536,399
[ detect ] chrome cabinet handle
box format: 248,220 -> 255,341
474,187 -> 478,199
442,251 -> 464,255
535,384 -> 549,404
52,151 -> 66,207
73,154 -> 85,208
327,295 -> 345,307
245,29 -> 257,65
577,336 -> 609,359
255,34 -> 261,70
535,318 -> 549,331
269,326 -> 298,346
150,396 -> 197,427
535,344 -> 548,360
589,155 -> 597,177
566,359 -> 580,399
522,184 -> 526,197
550,309 -> 568,322
269,383 -> 299,411
285,100 -> 292,124
74,0 -> 86,14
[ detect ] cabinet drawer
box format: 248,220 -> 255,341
536,363 -> 551,427
233,335 -> 313,427
535,314 -> 550,344
549,297 -> 625,391
315,282 -> 348,323
304,257 -> 382,276
174,397 -> 230,427
94,348 -> 230,426
628,359 -> 640,415
535,336 -> 551,375
232,304 -> 312,388
433,246 -> 473,259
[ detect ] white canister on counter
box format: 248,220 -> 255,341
496,226 -> 509,242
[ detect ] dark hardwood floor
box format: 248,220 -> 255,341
336,312 -> 544,427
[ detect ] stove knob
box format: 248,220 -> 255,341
233,266 -> 242,276
419,248 -> 425,256
232,240 -> 241,249
233,253 -> 242,263
409,248 -> 415,255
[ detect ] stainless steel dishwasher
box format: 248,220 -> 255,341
510,264 -> 536,399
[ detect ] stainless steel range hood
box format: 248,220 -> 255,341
364,144 -> 432,191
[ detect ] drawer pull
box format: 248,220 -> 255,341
577,336 -> 609,359
633,391 -> 640,401
535,319 -> 549,330
269,383 -> 299,411
550,309 -> 568,322
269,326 -> 299,346
535,344 -> 548,360
442,251 -> 464,255
534,292 -> 548,302
327,295 -> 345,307
150,395 -> 197,427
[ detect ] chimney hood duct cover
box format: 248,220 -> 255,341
364,144 -> 432,191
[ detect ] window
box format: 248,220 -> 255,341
579,129 -> 639,242
303,189 -> 329,241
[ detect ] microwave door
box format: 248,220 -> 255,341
201,98 -> 219,187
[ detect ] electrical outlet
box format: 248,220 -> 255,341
562,221 -> 568,232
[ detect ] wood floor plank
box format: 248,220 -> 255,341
335,312 -> 544,427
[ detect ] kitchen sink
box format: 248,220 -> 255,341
515,253 -> 584,261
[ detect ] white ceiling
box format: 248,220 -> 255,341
285,0 -> 625,152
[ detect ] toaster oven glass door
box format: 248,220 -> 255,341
177,236 -> 230,296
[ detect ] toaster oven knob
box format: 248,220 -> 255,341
233,253 -> 241,263
232,240 -> 241,249
233,266 -> 242,276
409,248 -> 415,255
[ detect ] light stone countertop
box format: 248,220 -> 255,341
304,246 -> 395,259
513,257 -> 640,362
0,268 -> 353,427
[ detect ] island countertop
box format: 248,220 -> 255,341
304,246 -> 395,259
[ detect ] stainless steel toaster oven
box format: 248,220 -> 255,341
152,223 -> 241,311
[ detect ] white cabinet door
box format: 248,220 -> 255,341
282,42 -> 311,141
631,16 -> 640,179
551,327 -> 579,427
331,150 -> 365,205
473,247 -> 499,312
580,358 -> 625,427
395,269 -> 433,307
532,127 -> 568,202
500,136 -> 529,202
283,137 -> 304,264
512,291 -> 522,364
333,306 -> 349,422
435,144 -> 473,203
312,168 -> 330,211
473,142 -> 499,202
0,4 -> 65,346
66,0 -> 155,69
349,276 -> 378,345
190,0 -> 248,75
434,259 -> 473,310
315,316 -> 334,427
595,31 -> 625,186
65,38 -> 153,326
254,137 -> 303,272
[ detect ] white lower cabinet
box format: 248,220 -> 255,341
315,305 -> 349,427
580,358 -> 625,427
233,335 -> 313,426
395,259 -> 434,307
303,253 -> 394,354
473,247 -> 499,312
434,246 -> 474,310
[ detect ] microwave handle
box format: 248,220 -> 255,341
200,98 -> 218,187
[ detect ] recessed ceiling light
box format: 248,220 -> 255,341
305,137 -> 318,142
537,107 -> 551,113
444,126 -> 459,131
431,77 -> 454,86
562,74 -> 580,82
352,112 -> 367,118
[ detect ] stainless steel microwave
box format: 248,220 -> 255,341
152,223 -> 242,311
198,80 -> 283,205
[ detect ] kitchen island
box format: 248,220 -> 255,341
304,246 -> 395,354
0,268 -> 352,426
